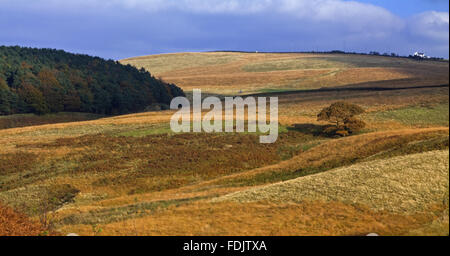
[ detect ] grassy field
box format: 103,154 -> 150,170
122,52 -> 449,94
0,52 -> 449,236
369,103 -> 449,127
218,150 -> 449,214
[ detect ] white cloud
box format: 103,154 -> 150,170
5,0 -> 403,34
0,0 -> 273,14
408,11 -> 449,41
278,0 -> 404,35
1,0 -> 397,15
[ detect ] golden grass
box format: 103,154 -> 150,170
188,127 -> 448,188
121,52 -> 240,75
217,150 -> 449,214
0,127 -> 447,235
59,200 -> 447,236
121,52 -> 448,94
45,126 -> 447,230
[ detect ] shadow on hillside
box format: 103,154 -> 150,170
288,123 -> 326,136
0,112 -> 106,130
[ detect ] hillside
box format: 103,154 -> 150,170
121,52 -> 449,94
0,46 -> 184,116
0,51 -> 448,236
217,150 -> 449,214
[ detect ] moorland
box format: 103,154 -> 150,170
0,51 -> 448,236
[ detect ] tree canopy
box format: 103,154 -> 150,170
317,101 -> 366,136
0,46 -> 185,115
317,101 -> 365,126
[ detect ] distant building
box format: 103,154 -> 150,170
414,52 -> 428,58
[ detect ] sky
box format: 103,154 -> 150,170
0,0 -> 448,60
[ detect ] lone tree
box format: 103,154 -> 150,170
317,101 -> 366,137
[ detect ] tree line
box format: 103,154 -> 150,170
0,46 -> 185,115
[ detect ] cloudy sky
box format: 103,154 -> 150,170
0,0 -> 448,60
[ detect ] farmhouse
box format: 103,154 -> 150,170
414,52 -> 427,58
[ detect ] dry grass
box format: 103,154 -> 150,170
121,52 -> 448,94
0,106 -> 447,235
0,129 -> 315,215
44,128 -> 448,235
58,201 -> 447,236
202,127 -> 449,187
218,150 -> 449,214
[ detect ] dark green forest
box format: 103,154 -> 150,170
0,46 -> 184,115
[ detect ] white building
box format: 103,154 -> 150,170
414,52 -> 428,58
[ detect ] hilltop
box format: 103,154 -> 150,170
121,52 -> 449,94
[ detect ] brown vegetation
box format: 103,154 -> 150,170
59,201 -> 448,236
0,112 -> 104,130
0,203 -> 46,236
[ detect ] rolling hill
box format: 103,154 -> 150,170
0,51 -> 448,236
121,52 -> 449,94
217,150 -> 449,214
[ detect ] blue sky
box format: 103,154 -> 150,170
0,0 -> 448,60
